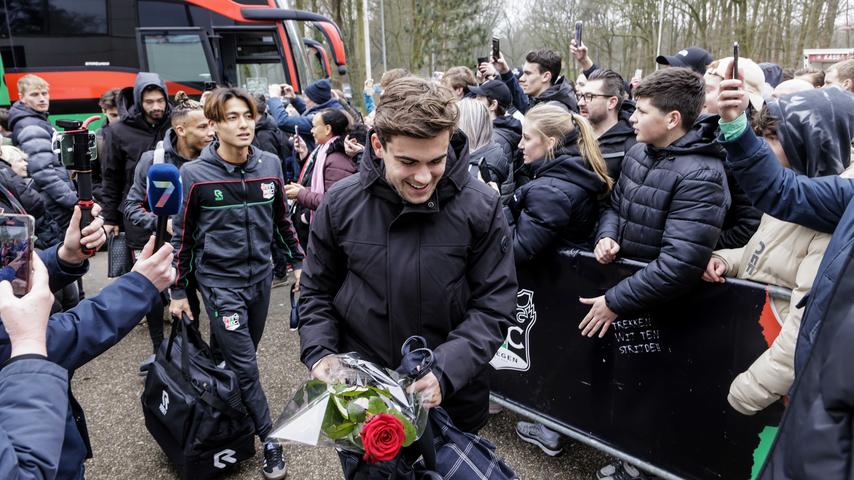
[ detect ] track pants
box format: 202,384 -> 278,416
198,274 -> 274,440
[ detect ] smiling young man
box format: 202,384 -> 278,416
582,67 -> 730,339
168,88 -> 303,480
299,76 -> 517,474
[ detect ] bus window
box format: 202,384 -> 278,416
283,20 -> 312,89
217,30 -> 287,95
1,0 -> 107,36
139,30 -> 213,88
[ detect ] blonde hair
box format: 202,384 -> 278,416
457,98 -> 493,153
524,104 -> 613,192
17,74 -> 49,96
171,91 -> 203,126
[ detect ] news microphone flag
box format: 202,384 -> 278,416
147,163 -> 182,250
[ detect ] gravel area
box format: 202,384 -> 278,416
75,254 -> 608,479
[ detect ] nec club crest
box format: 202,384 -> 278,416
260,182 -> 276,199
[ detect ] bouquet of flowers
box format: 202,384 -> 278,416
269,353 -> 428,463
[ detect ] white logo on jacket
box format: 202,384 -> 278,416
261,182 -> 276,199
223,313 -> 241,331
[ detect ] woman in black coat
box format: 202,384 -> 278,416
504,103 -> 613,262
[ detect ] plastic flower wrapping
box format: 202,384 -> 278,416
269,353 -> 429,463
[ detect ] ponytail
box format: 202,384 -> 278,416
571,113 -> 613,193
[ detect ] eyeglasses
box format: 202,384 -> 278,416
578,93 -> 613,103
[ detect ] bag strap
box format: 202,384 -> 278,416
153,141 -> 165,164
198,389 -> 247,420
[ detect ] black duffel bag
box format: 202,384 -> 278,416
141,314 -> 256,479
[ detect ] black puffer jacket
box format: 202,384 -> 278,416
299,131 -> 517,434
505,132 -> 607,262
101,73 -> 171,225
492,114 -> 522,159
529,76 -> 578,113
598,101 -> 637,181
8,102 -> 76,229
597,115 -> 731,316
253,113 -> 292,163
468,141 -> 514,204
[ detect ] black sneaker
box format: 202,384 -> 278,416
596,460 -> 650,480
262,440 -> 287,479
138,354 -> 155,377
515,421 -> 563,456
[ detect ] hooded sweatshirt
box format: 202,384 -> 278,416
597,114 -> 731,316
101,72 -> 171,224
505,131 -> 608,261
767,88 -> 854,177
529,76 -> 579,113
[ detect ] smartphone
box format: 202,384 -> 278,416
575,21 -> 583,46
732,42 -> 739,81
633,69 -> 643,80
203,81 -> 217,91
477,56 -> 489,66
492,37 -> 500,61
0,214 -> 34,297
478,158 -> 494,184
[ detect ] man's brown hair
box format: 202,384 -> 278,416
373,77 -> 458,145
829,59 -> 854,84
442,66 -> 478,91
794,67 -> 825,88
633,67 -> 705,129
752,104 -> 778,138
203,87 -> 257,123
98,88 -> 121,110
379,68 -> 411,89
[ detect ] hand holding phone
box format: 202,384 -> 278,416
0,215 -> 34,297
731,42 -> 740,82
492,37 -> 500,62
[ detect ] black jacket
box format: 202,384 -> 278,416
767,87 -> 854,177
0,164 -> 61,249
492,114 -> 522,160
252,113 -> 292,166
8,102 -> 76,229
529,76 -> 578,113
505,133 -> 607,262
469,141 -> 514,205
596,115 -> 731,316
101,73 -> 171,225
299,131 -> 517,433
598,101 -> 637,181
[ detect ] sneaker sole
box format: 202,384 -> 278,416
263,465 -> 287,480
515,429 -> 563,457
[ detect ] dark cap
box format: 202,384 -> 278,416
656,47 -> 713,75
468,79 -> 512,109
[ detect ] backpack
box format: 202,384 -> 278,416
141,315 -> 256,479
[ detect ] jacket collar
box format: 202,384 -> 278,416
199,141 -> 261,173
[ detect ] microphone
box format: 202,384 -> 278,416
146,163 -> 183,251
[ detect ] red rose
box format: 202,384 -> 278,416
360,413 -> 405,463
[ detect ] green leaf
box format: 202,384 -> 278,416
332,395 -> 350,419
390,411 -> 418,447
347,400 -> 367,422
367,396 -> 387,415
323,420 -> 356,440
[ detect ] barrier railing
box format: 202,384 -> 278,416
489,249 -> 787,480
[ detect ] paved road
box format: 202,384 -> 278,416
75,254 -> 608,479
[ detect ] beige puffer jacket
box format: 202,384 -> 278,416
713,214 -> 830,415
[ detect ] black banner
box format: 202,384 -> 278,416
490,249 -> 783,480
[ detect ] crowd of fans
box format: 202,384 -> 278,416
0,34 -> 852,479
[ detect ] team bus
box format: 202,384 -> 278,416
0,0 -> 348,119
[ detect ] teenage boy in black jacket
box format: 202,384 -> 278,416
168,88 -> 303,480
582,68 -> 730,337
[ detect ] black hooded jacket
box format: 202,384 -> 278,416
598,100 -> 637,180
253,113 -> 292,165
101,73 -> 171,225
597,115 -> 731,316
492,114 -> 522,159
299,131 -> 517,433
529,76 -> 578,113
505,132 -> 608,262
768,88 -> 854,177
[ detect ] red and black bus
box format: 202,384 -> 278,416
0,0 -> 348,121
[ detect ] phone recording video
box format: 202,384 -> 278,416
575,21 -> 583,46
0,215 -> 34,297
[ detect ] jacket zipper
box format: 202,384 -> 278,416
241,168 -> 252,279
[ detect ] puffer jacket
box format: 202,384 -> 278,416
714,214 -> 830,415
505,132 -> 608,261
598,101 -> 636,181
597,115 -> 731,316
252,113 -> 292,163
492,115 -> 522,204
299,131 -> 517,434
8,102 -> 76,228
170,142 -> 304,299
718,125 -> 854,479
767,87 -> 854,177
528,76 -> 578,113
121,128 -> 197,250
468,141 -> 514,204
101,73 -> 171,225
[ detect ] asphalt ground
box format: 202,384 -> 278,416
75,253 -> 609,479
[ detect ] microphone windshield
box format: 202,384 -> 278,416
147,163 -> 183,216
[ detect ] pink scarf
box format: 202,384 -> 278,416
309,136 -> 340,196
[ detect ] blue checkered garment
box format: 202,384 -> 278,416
339,407 -> 518,480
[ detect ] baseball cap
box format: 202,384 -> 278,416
656,47 -> 713,75
468,80 -> 512,110
708,56 -> 766,111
